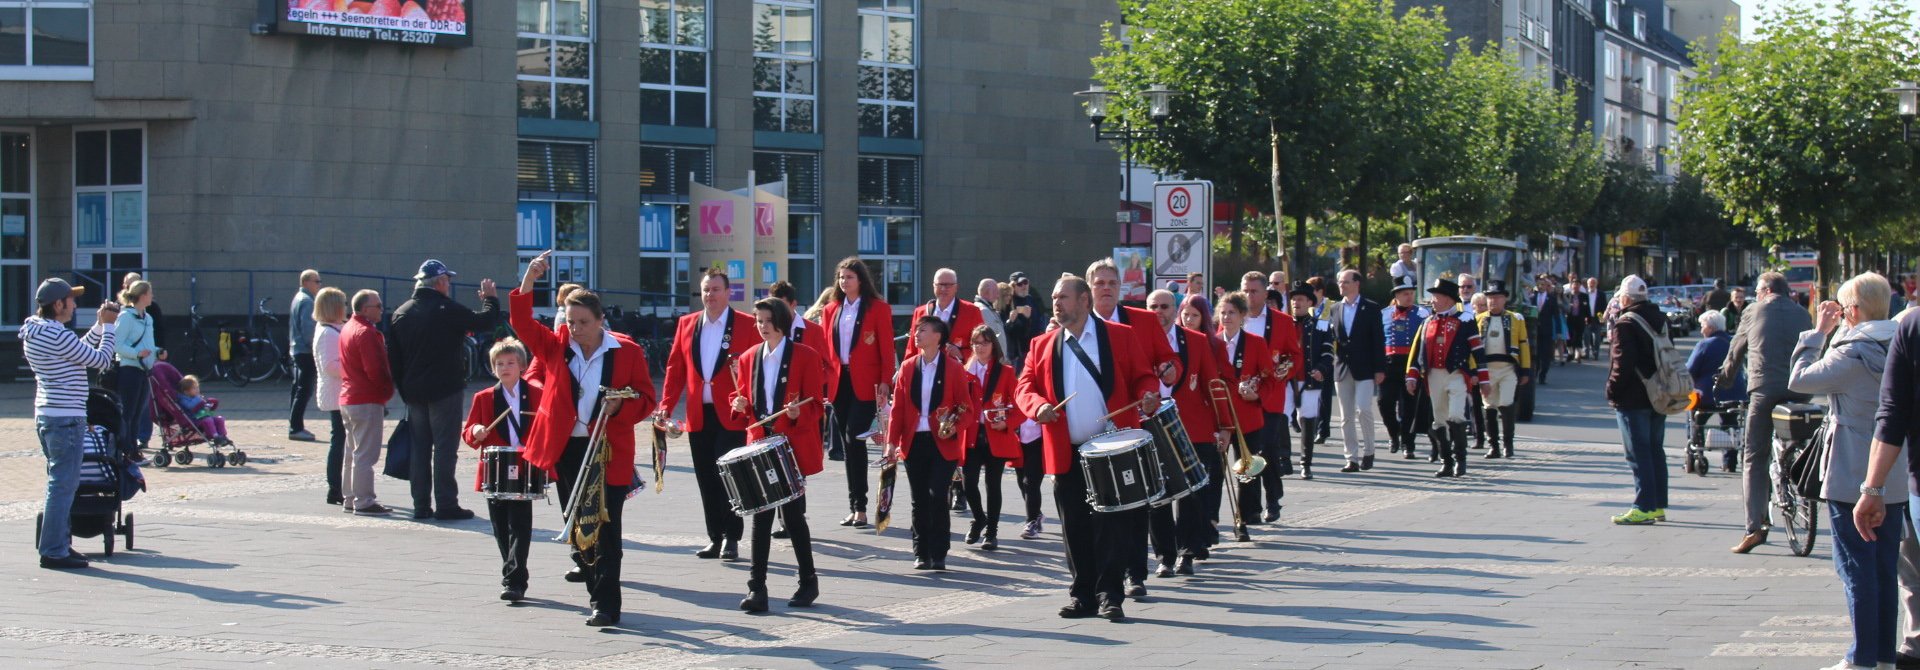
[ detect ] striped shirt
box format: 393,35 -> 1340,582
21,315 -> 117,418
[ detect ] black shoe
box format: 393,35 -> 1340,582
39,555 -> 89,570
1263,508 -> 1279,523
1127,581 -> 1147,599
564,567 -> 587,583
982,531 -> 998,551
326,494 -> 344,506
1486,448 -> 1503,459
931,560 -> 946,571
696,542 -> 721,559
1176,556 -> 1195,576
1155,560 -> 1175,578
1099,602 -> 1126,621
585,610 -> 620,627
839,512 -> 858,526
1059,600 -> 1095,618
965,520 -> 983,545
500,588 -> 524,602
413,507 -> 434,520
789,576 -> 820,607
1361,455 -> 1374,470
1194,547 -> 1210,560
720,539 -> 739,561
828,446 -> 845,461
1235,526 -> 1252,542
1405,447 -> 1419,460
1300,466 -> 1313,480
772,528 -> 790,540
1435,464 -> 1456,478
1896,653 -> 1920,670
434,507 -> 476,521
740,587 -> 769,613
913,558 -> 932,570
1340,461 -> 1360,473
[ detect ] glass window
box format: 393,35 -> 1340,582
641,0 -> 709,127
857,0 -> 916,138
859,215 -> 918,306
0,2 -> 91,76
519,141 -> 596,197
72,126 -> 143,288
638,145 -> 712,314
856,155 -> 917,208
517,0 -> 594,121
754,1 -> 816,133
1,130 -> 31,328
518,199 -> 595,305
752,151 -> 820,206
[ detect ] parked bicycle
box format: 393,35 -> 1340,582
225,297 -> 287,386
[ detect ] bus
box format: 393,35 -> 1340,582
1781,251 -> 1817,296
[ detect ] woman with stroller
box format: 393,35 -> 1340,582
1788,272 -> 1906,670
1686,311 -> 1745,473
113,280 -> 157,461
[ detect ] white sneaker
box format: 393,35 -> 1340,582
1817,661 -> 1872,670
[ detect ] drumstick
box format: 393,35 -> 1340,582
1098,399 -> 1144,425
480,408 -> 513,435
747,397 -> 817,431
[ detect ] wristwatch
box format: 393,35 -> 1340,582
1861,484 -> 1886,497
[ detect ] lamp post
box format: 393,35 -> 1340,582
1889,80 -> 1919,143
1076,84 -> 1179,246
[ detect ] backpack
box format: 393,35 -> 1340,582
1621,312 -> 1693,415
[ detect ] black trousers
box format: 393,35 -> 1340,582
1238,424 -> 1284,520
1378,355 -> 1417,446
486,498 -> 533,590
1055,459 -> 1125,605
326,410 -> 345,500
556,437 -> 628,614
905,434 -> 957,561
751,494 -> 815,587
963,436 -> 1006,528
832,371 -> 877,512
1262,411 -> 1293,471
1017,439 -> 1046,522
1534,332 -> 1555,383
1169,445 -> 1221,556
290,353 -> 317,432
688,405 -> 745,544
114,366 -> 151,455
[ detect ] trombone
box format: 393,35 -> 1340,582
1207,379 -> 1268,483
556,387 -> 643,565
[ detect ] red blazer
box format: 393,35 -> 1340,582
726,340 -> 826,477
660,309 -> 763,432
790,318 -> 832,398
1099,304 -> 1181,382
905,299 -> 985,360
508,289 -> 658,487
1254,304 -> 1302,414
885,353 -> 978,463
462,380 -> 543,491
821,297 -> 897,402
968,360 -> 1027,461
1164,325 -> 1221,441
1013,318 -> 1157,475
1213,331 -> 1269,435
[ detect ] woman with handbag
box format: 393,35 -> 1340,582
1788,272 -> 1907,670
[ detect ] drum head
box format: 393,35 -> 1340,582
1080,429 -> 1153,455
718,442 -> 774,465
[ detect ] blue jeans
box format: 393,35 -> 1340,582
1615,408 -> 1669,512
1836,499 -> 1906,666
36,415 -> 85,559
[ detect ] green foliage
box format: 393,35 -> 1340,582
1581,156 -> 1664,238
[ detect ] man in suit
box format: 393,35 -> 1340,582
1329,269 -> 1386,472
906,268 -> 984,361
1531,274 -> 1563,385
511,251 -> 658,628
1014,274 -> 1158,622
657,269 -> 763,561
1719,272 -> 1814,554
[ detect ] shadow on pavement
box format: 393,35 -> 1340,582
78,569 -> 340,610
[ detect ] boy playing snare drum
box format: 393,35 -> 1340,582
463,338 -> 543,602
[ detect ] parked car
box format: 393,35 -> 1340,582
1648,285 -> 1696,337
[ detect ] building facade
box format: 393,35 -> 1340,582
0,0 -> 1125,344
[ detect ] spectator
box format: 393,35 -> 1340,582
1864,284 -> 1920,668
1607,275 -> 1668,526
1531,274 -> 1563,385
1687,310 -> 1744,472
1458,274 -> 1480,319
1390,243 -> 1418,288
1183,272 -> 1206,300
974,278 -> 1009,355
1002,272 -> 1037,365
121,273 -> 164,349
312,287 -> 350,507
1721,272 -> 1814,554
24,278 -> 120,569
1566,274 -> 1595,364
112,280 -> 157,460
1790,273 -> 1904,670
339,289 -> 393,516
387,260 -> 499,521
288,270 -> 322,442
1706,278 -> 1732,312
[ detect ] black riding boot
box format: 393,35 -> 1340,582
1298,418 -> 1318,480
1484,407 -> 1504,459
1433,423 -> 1455,477
1449,421 -> 1470,477
1501,406 -> 1516,458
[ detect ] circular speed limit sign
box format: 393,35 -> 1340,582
1167,187 -> 1191,218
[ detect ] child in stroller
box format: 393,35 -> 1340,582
175,375 -> 232,446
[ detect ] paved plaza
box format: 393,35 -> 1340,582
0,357 -> 1860,668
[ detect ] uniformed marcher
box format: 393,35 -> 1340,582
1406,278 -> 1488,478
1379,276 -> 1432,459
1474,280 -> 1531,459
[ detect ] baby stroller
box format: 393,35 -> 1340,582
148,373 -> 246,468
35,388 -> 142,557
1684,399 -> 1744,476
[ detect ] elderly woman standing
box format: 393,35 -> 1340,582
1794,273 -> 1906,670
312,287 -> 350,507
113,280 -> 157,459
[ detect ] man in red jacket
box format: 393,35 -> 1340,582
511,251 -> 657,628
657,269 -> 762,560
1086,258 -> 1181,599
1239,271 -> 1302,518
1142,289 -> 1224,578
1014,274 -> 1158,622
339,289 -> 394,516
905,268 -> 983,361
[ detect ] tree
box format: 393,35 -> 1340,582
1676,0 -> 1920,299
1581,156 -> 1665,243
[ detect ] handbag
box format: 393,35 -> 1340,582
383,417 -> 412,480
1787,421 -> 1828,501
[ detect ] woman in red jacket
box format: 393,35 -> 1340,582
461,338 -> 542,603
726,298 -> 825,613
1215,292 -> 1272,543
821,257 -> 896,527
961,324 -> 1025,550
885,317 -> 976,571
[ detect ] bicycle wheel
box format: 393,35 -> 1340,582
1785,496 -> 1819,557
234,340 -> 283,385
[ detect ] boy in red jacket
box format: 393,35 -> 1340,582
462,338 -> 542,602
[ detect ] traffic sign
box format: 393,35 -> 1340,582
1152,180 -> 1212,291
1153,180 -> 1210,230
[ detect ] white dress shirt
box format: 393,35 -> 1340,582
566,332 -> 621,437
760,338 -> 786,415
1340,297 -> 1358,335
914,357 -> 940,433
1160,324 -> 1180,397
1061,320 -> 1109,445
502,382 -> 523,448
698,309 -> 727,404
1244,308 -> 1268,339
837,298 -> 862,364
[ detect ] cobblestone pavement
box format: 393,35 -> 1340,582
0,361 -> 1861,668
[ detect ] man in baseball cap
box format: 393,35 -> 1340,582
415,259 -> 458,281
25,277 -> 121,569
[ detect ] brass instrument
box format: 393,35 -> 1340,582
556,387 -> 643,566
857,384 -> 889,447
983,406 -> 1012,426
1207,379 -> 1268,483
1237,371 -> 1267,399
936,403 -> 969,440
651,411 -> 684,438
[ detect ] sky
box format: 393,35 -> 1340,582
1740,0 -> 1920,40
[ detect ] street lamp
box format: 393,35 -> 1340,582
1076,84 -> 1181,246
1889,80 -> 1919,143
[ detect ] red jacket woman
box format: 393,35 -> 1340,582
727,339 -> 827,477
886,351 -> 979,463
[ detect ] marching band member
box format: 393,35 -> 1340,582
1288,281 -> 1336,482
1406,278 -> 1489,478
1238,272 -> 1301,517
962,324 -> 1025,550
1179,295 -> 1233,544
657,269 -> 762,561
1474,280 -> 1531,459
770,280 -> 829,541
1086,259 -> 1180,599
1378,276 -> 1433,460
523,283 -> 581,383
906,268 -> 984,361
885,317 -> 978,571
1016,274 -> 1158,621
511,251 -> 658,627
725,297 -> 825,612
462,338 -> 541,603
1146,290 -> 1222,577
1216,291 -> 1274,538
822,257 -> 898,527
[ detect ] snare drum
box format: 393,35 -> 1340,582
1141,400 -> 1207,506
1078,429 -> 1166,513
481,446 -> 548,501
718,436 -> 806,516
